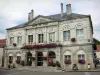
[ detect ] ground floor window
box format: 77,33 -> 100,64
64,55 -> 71,64
16,56 -> 21,64
9,56 -> 13,64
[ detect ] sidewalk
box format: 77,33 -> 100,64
0,67 -> 9,70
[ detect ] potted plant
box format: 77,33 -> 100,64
71,38 -> 76,42
56,61 -> 61,69
72,64 -> 78,70
13,43 -> 17,46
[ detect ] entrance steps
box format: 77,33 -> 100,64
13,66 -> 62,72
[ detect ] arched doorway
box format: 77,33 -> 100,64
37,52 -> 43,66
26,51 -> 32,66
48,51 -> 56,66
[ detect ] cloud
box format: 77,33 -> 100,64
0,0 -> 100,41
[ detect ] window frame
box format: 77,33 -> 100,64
63,30 -> 70,41
38,34 -> 44,43
28,35 -> 33,44
17,36 -> 22,45
76,28 -> 84,40
49,32 -> 55,42
10,37 -> 14,45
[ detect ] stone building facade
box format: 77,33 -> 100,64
5,3 -> 94,70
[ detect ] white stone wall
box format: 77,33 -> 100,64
96,51 -> 100,59
5,16 -> 94,70
7,28 -> 26,48
59,17 -> 93,45
7,17 -> 93,46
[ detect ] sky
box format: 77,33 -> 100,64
0,0 -> 100,40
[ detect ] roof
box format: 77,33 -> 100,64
6,13 -> 89,30
0,39 -> 6,48
96,45 -> 100,51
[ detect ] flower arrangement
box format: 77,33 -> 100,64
71,38 -> 76,42
78,60 -> 85,64
21,43 -> 58,49
64,60 -> 71,64
13,43 -> 17,46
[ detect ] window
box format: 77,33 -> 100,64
17,36 -> 22,44
76,29 -> 84,39
10,37 -> 14,44
78,54 -> 85,60
63,30 -> 70,41
9,56 -> 13,64
16,56 -> 21,64
49,32 -> 55,42
65,55 -> 71,61
28,35 -> 33,44
38,34 -> 44,43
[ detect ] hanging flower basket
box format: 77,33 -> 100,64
21,43 -> 58,49
64,60 -> 71,64
71,38 -> 76,42
78,60 -> 85,64
13,43 -> 17,46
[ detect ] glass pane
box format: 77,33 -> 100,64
63,31 -> 66,41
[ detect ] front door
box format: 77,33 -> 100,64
37,52 -> 43,66
26,52 -> 32,66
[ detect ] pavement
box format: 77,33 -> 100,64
0,69 -> 100,75
0,65 -> 100,75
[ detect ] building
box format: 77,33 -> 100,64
5,3 -> 94,70
0,39 -> 6,67
96,45 -> 100,59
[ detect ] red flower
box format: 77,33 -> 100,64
78,60 -> 85,64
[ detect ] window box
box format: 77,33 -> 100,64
21,43 -> 59,49
71,38 -> 76,42
78,60 -> 85,64
64,60 -> 71,64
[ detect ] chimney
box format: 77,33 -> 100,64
66,4 -> 72,15
61,3 -> 63,17
28,12 -> 31,21
28,9 -> 34,21
31,9 -> 34,19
